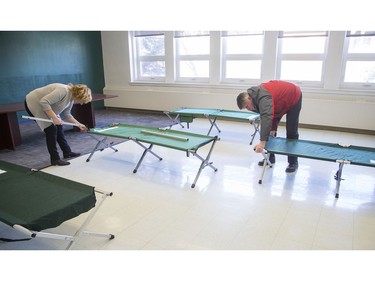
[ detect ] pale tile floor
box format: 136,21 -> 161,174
1,118 -> 375,278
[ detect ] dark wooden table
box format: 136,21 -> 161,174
0,94 -> 117,150
71,94 -> 117,130
0,102 -> 25,150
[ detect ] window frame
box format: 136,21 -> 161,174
276,31 -> 329,88
127,30 -> 375,96
220,31 -> 264,85
174,31 -> 211,83
129,31 -> 166,82
340,31 -> 375,90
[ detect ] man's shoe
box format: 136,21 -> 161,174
285,163 -> 298,173
63,152 -> 81,159
51,159 -> 70,166
258,155 -> 275,166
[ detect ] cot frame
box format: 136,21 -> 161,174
257,137 -> 375,199
86,124 -> 219,188
0,160 -> 115,250
10,189 -> 114,250
164,107 -> 260,145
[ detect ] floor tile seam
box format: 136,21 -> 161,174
270,201 -> 296,250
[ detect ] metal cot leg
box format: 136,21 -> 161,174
86,135 -> 118,162
206,116 -> 221,136
249,120 -> 260,145
164,112 -> 184,128
65,189 -> 114,250
132,142 -> 163,173
190,137 -> 219,188
258,150 -> 273,184
334,160 -> 349,199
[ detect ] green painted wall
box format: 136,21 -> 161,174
0,31 -> 105,107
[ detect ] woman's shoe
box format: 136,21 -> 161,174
51,159 -> 70,166
63,152 -> 81,159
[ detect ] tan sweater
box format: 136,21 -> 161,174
25,83 -> 74,131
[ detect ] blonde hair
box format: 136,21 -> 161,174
236,92 -> 249,109
68,83 -> 92,104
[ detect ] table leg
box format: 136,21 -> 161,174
72,103 -> 95,130
0,112 -> 22,150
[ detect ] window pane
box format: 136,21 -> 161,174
175,31 -> 209,37
280,61 -> 322,81
177,37 -> 210,55
226,60 -> 261,79
179,61 -> 209,77
140,61 -> 165,77
344,61 -> 375,83
225,35 -> 263,54
224,31 -> 263,36
137,36 -> 165,56
281,37 -> 326,54
348,36 -> 375,53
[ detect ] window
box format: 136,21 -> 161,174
342,31 -> 375,88
130,31 -> 165,81
221,31 -> 264,83
128,31 -> 374,94
174,31 -> 210,82
276,31 -> 328,85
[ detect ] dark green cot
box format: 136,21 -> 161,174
0,160 -> 114,249
164,107 -> 260,144
87,123 -> 219,188
258,137 -> 375,198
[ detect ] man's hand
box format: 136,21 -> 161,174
254,140 -> 266,153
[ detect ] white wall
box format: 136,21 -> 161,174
101,31 -> 375,132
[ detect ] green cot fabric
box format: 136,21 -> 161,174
171,107 -> 219,116
210,110 -> 260,121
170,108 -> 219,124
170,107 -> 260,122
89,123 -> 215,151
180,115 -> 194,123
265,137 -> 375,167
0,161 -> 96,232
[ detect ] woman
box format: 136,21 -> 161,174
25,83 -> 92,166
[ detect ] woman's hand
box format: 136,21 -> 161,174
52,116 -> 63,125
77,123 -> 88,131
44,109 -> 62,125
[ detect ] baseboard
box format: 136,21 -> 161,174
295,123 -> 375,136
105,107 -> 163,115
104,107 -> 375,136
